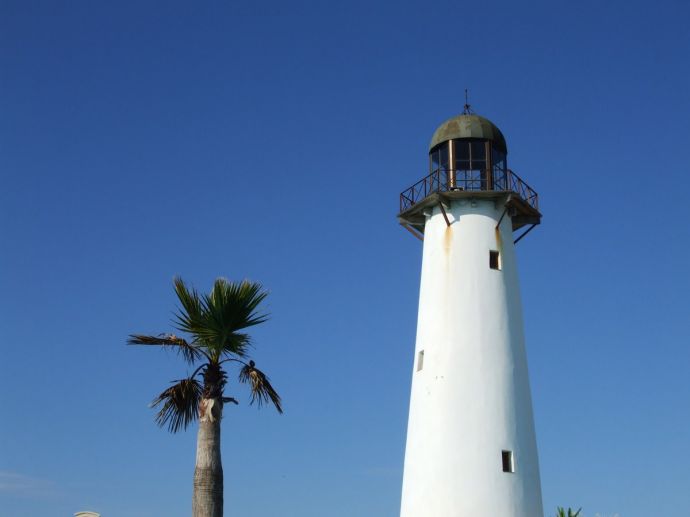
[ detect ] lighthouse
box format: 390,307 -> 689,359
398,110 -> 543,516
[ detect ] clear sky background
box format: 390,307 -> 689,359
1,1 -> 689,516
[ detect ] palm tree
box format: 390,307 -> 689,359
556,507 -> 582,517
128,277 -> 282,517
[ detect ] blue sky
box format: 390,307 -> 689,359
1,0 -> 689,516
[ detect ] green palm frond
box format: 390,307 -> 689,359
127,333 -> 206,364
151,377 -> 203,433
207,278 -> 269,330
173,277 -> 268,358
555,508 -> 581,517
172,277 -> 206,336
239,360 -> 282,413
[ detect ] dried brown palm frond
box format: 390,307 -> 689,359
238,360 -> 282,414
127,333 -> 206,365
151,377 -> 203,433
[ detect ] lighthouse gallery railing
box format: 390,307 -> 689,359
399,169 -> 539,213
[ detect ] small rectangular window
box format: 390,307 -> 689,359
490,250 -> 501,270
502,450 -> 514,473
417,350 -> 424,371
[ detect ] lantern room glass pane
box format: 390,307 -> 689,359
455,140 -> 470,165
471,141 -> 486,162
454,139 -> 487,169
471,159 -> 486,171
453,139 -> 489,190
492,147 -> 507,190
470,141 -> 486,188
430,148 -> 440,173
429,143 -> 450,190
440,144 -> 449,171
492,147 -> 506,170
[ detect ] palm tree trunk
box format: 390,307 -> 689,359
193,398 -> 223,517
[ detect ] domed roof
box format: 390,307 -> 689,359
429,114 -> 507,153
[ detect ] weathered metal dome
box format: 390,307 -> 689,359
429,114 -> 507,153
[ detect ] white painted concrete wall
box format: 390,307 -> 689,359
400,198 -> 543,517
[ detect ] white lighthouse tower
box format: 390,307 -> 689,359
398,110 -> 543,516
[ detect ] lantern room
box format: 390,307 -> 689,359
398,112 -> 541,235
428,114 -> 507,191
